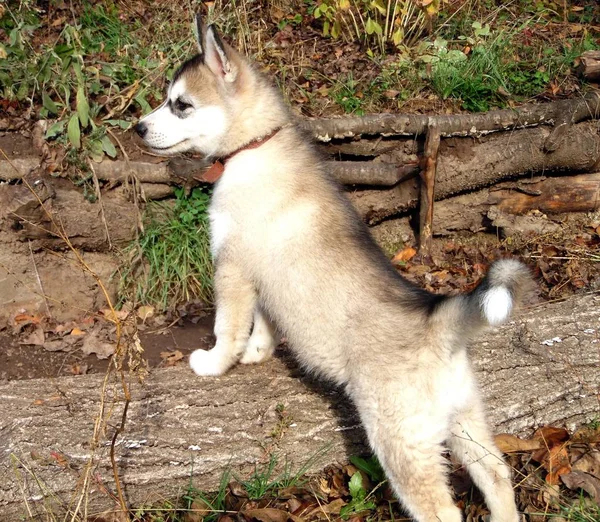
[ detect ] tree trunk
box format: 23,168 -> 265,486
1,295 -> 599,520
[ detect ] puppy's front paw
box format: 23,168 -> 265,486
189,348 -> 231,376
240,335 -> 276,365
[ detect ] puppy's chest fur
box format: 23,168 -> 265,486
208,151 -> 300,260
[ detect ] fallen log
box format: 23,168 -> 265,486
430,173 -> 600,236
1,295 -> 599,520
348,121 -> 600,224
302,90 -> 600,140
577,51 -> 600,82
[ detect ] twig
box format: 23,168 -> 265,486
89,162 -> 113,250
28,240 -> 52,319
418,121 -> 441,256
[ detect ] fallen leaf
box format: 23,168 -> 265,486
70,327 -> 86,336
392,247 -> 417,263
561,471 -> 600,502
20,326 -> 45,346
160,350 -> 185,367
572,450 -> 600,478
81,332 -> 115,359
242,508 -> 291,522
69,363 -> 89,375
43,339 -> 73,352
494,433 -> 543,453
100,308 -> 129,322
49,451 -> 69,468
137,305 -> 155,322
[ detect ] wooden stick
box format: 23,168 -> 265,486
418,122 -> 441,255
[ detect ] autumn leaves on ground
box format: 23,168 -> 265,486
1,0 -> 600,521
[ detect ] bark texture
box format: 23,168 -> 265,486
347,121 -> 600,224
430,173 -> 600,235
1,295 -> 599,520
302,91 -> 600,140
578,51 -> 600,82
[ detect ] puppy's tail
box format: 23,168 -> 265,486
470,259 -> 531,326
437,259 -> 532,335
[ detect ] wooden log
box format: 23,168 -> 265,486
0,295 -> 599,520
577,51 -> 600,82
348,121 -> 600,224
302,91 -> 600,141
430,173 -> 600,236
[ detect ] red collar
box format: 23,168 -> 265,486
195,127 -> 283,183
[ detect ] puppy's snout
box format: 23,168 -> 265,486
134,122 -> 148,139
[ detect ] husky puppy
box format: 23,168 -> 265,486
135,16 -> 528,522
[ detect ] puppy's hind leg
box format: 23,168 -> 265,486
190,260 -> 255,376
240,306 -> 279,365
448,398 -> 519,522
356,395 -> 462,522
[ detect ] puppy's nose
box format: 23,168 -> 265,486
134,122 -> 148,139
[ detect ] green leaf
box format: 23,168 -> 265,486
67,113 -> 81,149
72,59 -> 84,85
365,18 -> 382,36
392,28 -> 404,46
350,455 -> 385,483
134,92 -> 152,115
88,139 -> 104,162
105,119 -> 132,130
76,86 -> 90,128
371,0 -> 386,15
45,120 -> 65,139
101,135 -> 117,158
348,472 -> 365,500
42,91 -> 59,115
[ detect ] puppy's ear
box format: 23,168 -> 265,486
204,24 -> 238,83
195,13 -> 204,54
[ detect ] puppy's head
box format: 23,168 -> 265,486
134,16 -> 244,157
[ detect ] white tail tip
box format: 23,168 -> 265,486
482,286 -> 513,325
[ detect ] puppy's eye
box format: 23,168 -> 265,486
175,98 -> 193,112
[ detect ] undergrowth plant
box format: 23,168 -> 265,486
119,187 -> 214,311
311,0 -> 436,52
0,2 -> 192,174
424,20 -> 597,111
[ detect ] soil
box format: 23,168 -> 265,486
0,316 -> 214,381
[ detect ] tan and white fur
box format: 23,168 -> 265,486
135,17 -> 529,522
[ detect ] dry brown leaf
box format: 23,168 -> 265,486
314,498 -> 346,515
100,308 -> 129,322
137,305 -> 155,322
183,498 -> 212,522
545,445 -> 572,485
494,433 -> 542,453
242,507 -> 292,522
19,326 -> 45,346
392,247 -> 417,263
69,363 -> 89,375
561,471 -> 600,503
160,350 -> 185,367
572,450 -> 600,479
81,332 -> 115,359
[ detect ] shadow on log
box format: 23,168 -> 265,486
1,295 -> 599,520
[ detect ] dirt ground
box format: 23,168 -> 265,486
0,315 -> 214,381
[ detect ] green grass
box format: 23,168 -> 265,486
118,187 -> 214,311
556,494 -> 600,522
0,1 -> 193,167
